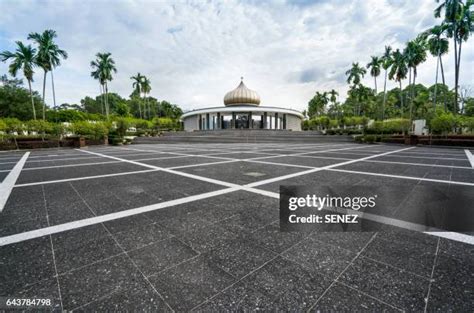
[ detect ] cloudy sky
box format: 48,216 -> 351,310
0,0 -> 473,112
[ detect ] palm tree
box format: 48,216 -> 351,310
91,52 -> 116,120
91,63 -> 106,115
345,62 -> 367,115
131,73 -> 144,118
426,24 -> 450,110
1,41 -> 37,120
404,36 -> 427,120
381,46 -> 392,120
345,62 -> 367,86
328,89 -> 339,117
366,56 -> 382,94
435,0 -> 473,113
141,76 -> 152,119
389,49 -> 408,117
27,29 -> 68,119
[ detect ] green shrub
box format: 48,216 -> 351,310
69,121 -> 109,139
115,118 -> 130,138
3,118 -> 24,134
430,112 -> 458,135
364,135 -> 376,143
153,117 -> 176,130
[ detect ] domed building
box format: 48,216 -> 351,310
182,78 -> 303,131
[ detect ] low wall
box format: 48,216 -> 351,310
0,137 -> 108,150
380,135 -> 474,147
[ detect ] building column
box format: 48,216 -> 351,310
283,114 -> 287,130
275,113 -> 278,130
248,112 -> 252,129
198,115 -> 202,130
269,115 -> 272,129
217,112 -> 221,129
232,112 -> 236,129
263,112 -> 267,129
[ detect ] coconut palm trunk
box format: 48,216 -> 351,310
433,50 -> 440,110
382,69 -> 388,120
440,55 -> 447,111
399,81 -> 404,117
27,79 -> 37,120
51,68 -> 56,111
105,83 -> 109,119
43,70 -> 48,120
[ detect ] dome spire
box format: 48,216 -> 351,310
223,78 -> 260,106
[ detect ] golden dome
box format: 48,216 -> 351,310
223,79 -> 260,106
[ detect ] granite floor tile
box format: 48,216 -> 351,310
193,282 -> 275,312
128,237 -> 198,277
340,257 -> 429,311
73,281 -> 171,312
58,254 -> 147,310
247,221 -> 307,253
363,235 -> 437,277
148,255 -> 235,311
243,256 -> 332,311
177,223 -> 240,253
282,237 -> 355,279
426,251 -> 474,312
311,283 -> 401,312
52,224 -> 122,273
207,235 -> 277,278
0,236 -> 55,295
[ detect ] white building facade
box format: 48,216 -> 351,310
181,79 -> 303,131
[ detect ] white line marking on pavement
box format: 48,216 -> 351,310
15,169 -> 161,187
0,187 -> 239,246
465,149 -> 474,168
0,152 -> 29,212
326,168 -> 474,186
246,147 -> 415,188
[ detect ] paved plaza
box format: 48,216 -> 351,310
0,142 -> 473,311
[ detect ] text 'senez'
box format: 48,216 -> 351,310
279,184 -> 474,232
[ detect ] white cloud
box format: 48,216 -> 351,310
0,0 -> 472,112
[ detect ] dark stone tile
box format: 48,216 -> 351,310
311,283 -> 400,312
311,231 -> 375,252
177,161 -> 307,185
17,162 -> 146,184
0,236 -> 55,295
112,223 -> 171,251
0,213 -> 49,237
282,237 -> 355,279
193,282 -> 275,312
128,237 -> 198,277
3,277 -> 62,311
177,223 -> 240,253
149,255 -> 235,311
340,257 -> 429,311
261,156 -> 342,168
243,256 -> 332,311
3,185 -> 45,211
426,251 -> 474,312
210,152 -> 273,160
258,170 -> 364,193
362,235 -> 437,277
248,221 -> 306,253
207,235 -> 277,278
450,168 -> 474,183
52,224 -> 123,273
58,254 -> 147,310
141,156 -> 228,168
74,281 -> 171,312
438,238 -> 474,263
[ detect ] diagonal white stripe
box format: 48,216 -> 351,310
0,152 -> 29,212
